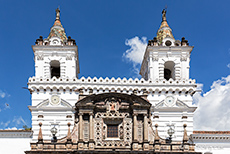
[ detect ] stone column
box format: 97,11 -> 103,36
89,112 -> 94,141
78,112 -> 84,150
144,114 -> 148,142
79,113 -> 83,141
133,113 -> 138,141
143,114 -> 149,151
132,113 -> 138,151
89,112 -> 94,150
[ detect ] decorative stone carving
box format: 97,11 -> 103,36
181,55 -> 187,61
94,111 -> 132,148
153,56 -> 159,61
83,121 -> 89,141
105,97 -> 119,112
138,121 -> 143,142
66,54 -> 74,60
35,53 -> 44,60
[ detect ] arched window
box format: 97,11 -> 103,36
164,61 -> 175,80
50,60 -> 60,78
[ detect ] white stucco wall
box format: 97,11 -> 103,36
192,132 -> 230,154
0,130 -> 32,154
195,143 -> 230,154
0,138 -> 31,154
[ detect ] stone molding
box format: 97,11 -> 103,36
28,76 -> 197,95
191,132 -> 230,142
0,130 -> 32,138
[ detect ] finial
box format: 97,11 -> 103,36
183,124 -> 188,143
154,124 -> 160,141
67,122 -> 72,142
183,124 -> 187,128
39,122 -> 42,127
181,37 -> 189,46
38,122 -> 43,143
56,8 -> 60,20
162,9 -> 167,21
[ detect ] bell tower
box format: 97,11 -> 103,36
140,9 -> 197,141
33,8 -> 79,79
28,8 -> 79,142
140,9 -> 192,82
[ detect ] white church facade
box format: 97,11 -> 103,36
28,8 -> 197,143
0,8 -> 229,154
25,8 -> 198,153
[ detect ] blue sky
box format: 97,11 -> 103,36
0,0 -> 230,130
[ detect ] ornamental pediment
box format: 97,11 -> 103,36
76,93 -> 151,109
155,96 -> 189,109
35,99 -> 73,109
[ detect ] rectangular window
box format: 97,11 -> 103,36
107,125 -> 118,138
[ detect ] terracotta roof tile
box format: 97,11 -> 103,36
193,131 -> 230,134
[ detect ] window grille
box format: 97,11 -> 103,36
107,125 -> 118,137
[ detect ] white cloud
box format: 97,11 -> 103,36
123,36 -> 147,64
0,90 -> 10,112
0,90 -> 6,98
0,116 -> 27,129
194,75 -> 230,131
6,127 -> 18,130
12,116 -> 27,126
0,121 -> 11,128
227,63 -> 230,69
123,36 -> 147,76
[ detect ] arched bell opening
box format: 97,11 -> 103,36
50,60 -> 60,78
164,61 -> 175,80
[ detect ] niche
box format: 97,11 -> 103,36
164,61 -> 175,80
83,114 -> 89,121
50,60 -> 60,78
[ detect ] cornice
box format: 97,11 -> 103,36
0,130 -> 33,138
191,132 -> 230,142
28,77 -> 197,94
28,106 -> 75,111
152,106 -> 197,112
32,45 -> 78,52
